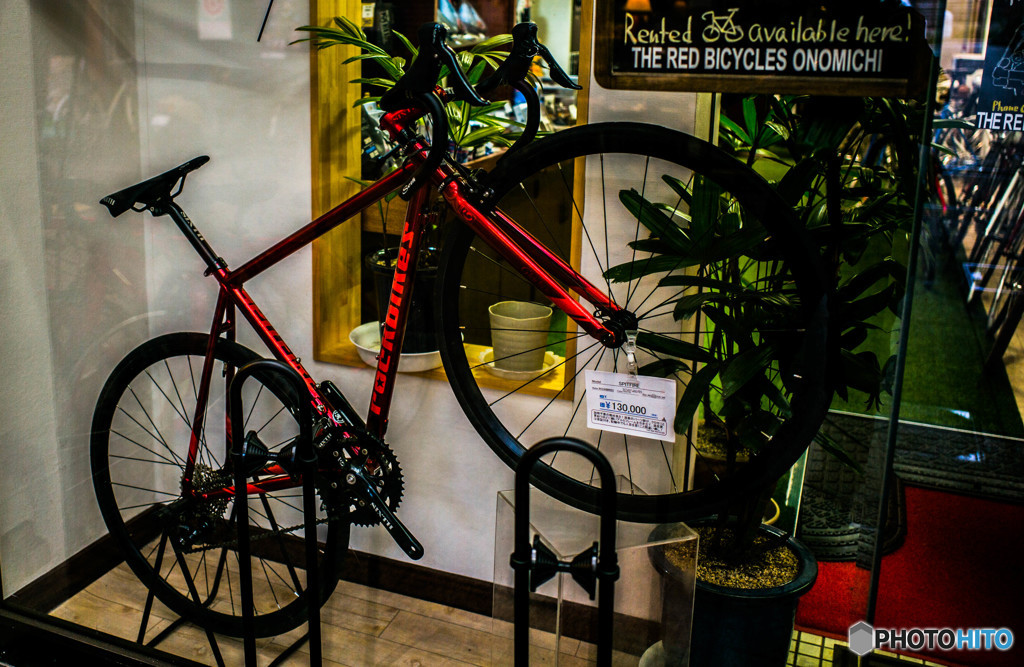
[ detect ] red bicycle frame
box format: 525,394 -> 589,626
171,107 -> 623,502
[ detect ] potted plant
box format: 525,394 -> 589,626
295,16 -> 522,160
611,94 -> 919,665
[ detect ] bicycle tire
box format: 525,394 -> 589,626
987,265 -> 1020,336
986,215 -> 1024,335
436,123 -> 832,523
953,145 -> 1007,248
91,333 -> 346,637
968,170 -> 1024,301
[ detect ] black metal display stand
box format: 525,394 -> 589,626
509,437 -> 620,667
229,360 -> 323,667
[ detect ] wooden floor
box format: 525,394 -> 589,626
47,562 -> 958,666
49,562 -> 600,666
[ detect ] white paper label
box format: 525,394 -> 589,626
584,370 -> 677,442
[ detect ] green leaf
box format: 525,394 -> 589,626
776,158 -> 819,207
765,120 -> 790,141
742,97 -> 759,144
672,290 -> 794,321
471,33 -> 514,53
720,345 -> 776,398
661,174 -> 693,207
932,118 -> 975,131
675,363 -> 720,433
341,53 -> 405,80
703,305 -> 751,348
840,283 -> 897,323
672,293 -> 720,320
459,125 -> 504,147
688,176 -> 722,250
701,223 -> 768,263
638,358 -> 691,377
391,29 -> 415,57
719,115 -> 751,145
658,275 -> 748,291
618,189 -> 691,250
352,96 -> 382,108
628,238 -> 679,255
604,256 -> 697,282
637,332 -> 717,363
757,376 -> 792,417
813,431 -> 864,474
467,59 -> 488,85
839,325 -> 869,351
350,77 -> 397,89
335,15 -> 366,40
838,349 -> 883,395
836,257 -> 902,302
342,53 -> 392,64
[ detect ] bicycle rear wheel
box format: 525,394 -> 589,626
437,123 -> 832,523
91,333 -> 346,637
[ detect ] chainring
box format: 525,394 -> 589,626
315,425 -> 404,527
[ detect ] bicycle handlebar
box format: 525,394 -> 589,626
379,21 -> 580,195
380,23 -> 486,112
478,23 -> 581,94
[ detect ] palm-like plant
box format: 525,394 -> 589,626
294,16 -> 521,151
605,95 -> 919,558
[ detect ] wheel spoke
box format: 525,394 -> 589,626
439,124 -> 827,522
93,334 -> 343,636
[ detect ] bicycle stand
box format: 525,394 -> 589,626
133,536 -> 228,667
509,437 -> 620,667
127,361 -> 327,666
230,360 -> 324,667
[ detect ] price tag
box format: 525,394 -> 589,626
584,370 -> 676,442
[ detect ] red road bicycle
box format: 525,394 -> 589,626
90,23 -> 829,637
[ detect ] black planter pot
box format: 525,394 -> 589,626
650,522 -> 818,667
365,248 -> 438,353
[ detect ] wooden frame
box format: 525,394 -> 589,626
310,0 -> 366,366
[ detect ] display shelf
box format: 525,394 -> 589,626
317,339 -> 569,398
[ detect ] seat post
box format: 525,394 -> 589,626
156,201 -> 227,274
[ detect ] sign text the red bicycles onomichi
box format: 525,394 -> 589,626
977,0 -> 1024,131
594,0 -> 929,96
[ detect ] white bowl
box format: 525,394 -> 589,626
478,348 -> 564,381
349,322 -> 443,373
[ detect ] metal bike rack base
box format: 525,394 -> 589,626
229,360 -> 324,667
495,438 -> 699,666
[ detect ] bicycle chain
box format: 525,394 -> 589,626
176,429 -> 404,553
181,510 -> 347,554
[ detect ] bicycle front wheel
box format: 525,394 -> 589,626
91,333 -> 347,637
437,123 -> 831,523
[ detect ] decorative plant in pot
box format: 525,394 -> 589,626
295,17 -> 524,365
609,94 -> 919,665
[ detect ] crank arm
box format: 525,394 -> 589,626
345,469 -> 424,560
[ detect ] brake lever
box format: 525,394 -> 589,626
380,23 -> 486,111
478,23 -> 581,94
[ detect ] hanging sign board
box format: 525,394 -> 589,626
593,0 -> 929,96
977,0 -> 1024,131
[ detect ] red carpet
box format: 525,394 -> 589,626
796,486 -> 1023,666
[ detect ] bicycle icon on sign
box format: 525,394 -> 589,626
702,8 -> 745,43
